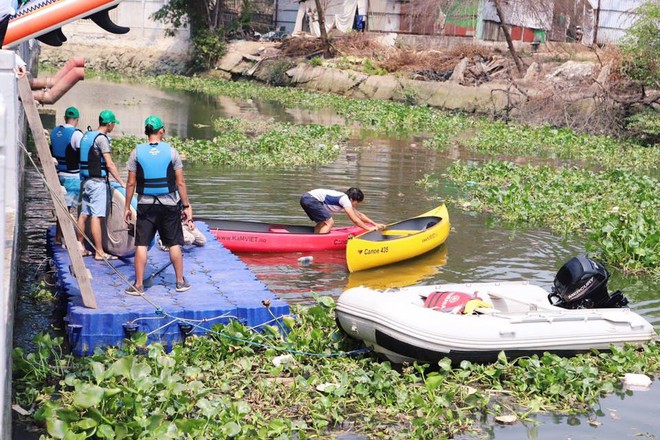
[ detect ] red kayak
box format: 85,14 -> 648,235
200,218 -> 366,253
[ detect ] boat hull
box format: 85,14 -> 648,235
5,0 -> 124,47
346,204 -> 450,272
202,218 -> 365,253
336,282 -> 656,364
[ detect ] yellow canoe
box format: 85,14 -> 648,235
346,204 -> 450,272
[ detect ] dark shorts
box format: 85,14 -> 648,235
135,203 -> 184,247
300,193 -> 331,223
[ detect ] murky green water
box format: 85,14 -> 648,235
17,78 -> 658,439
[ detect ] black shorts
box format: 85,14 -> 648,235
135,203 -> 184,247
300,193 -> 331,223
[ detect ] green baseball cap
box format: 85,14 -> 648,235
145,115 -> 164,130
64,106 -> 79,119
99,110 -> 120,125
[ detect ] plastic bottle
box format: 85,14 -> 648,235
298,256 -> 314,265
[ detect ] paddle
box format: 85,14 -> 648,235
380,229 -> 420,236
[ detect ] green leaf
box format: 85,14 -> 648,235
425,374 -> 443,391
107,357 -> 132,378
223,421 -> 241,437
46,417 -> 69,439
318,296 -> 335,308
75,417 -> 98,429
96,424 -> 115,439
73,384 -> 105,409
90,361 -> 106,383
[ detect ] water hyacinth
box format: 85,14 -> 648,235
13,298 -> 660,439
430,161 -> 660,276
111,118 -> 348,167
462,121 -> 660,171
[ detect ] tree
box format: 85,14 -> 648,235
152,0 -> 229,71
313,0 -> 333,58
620,2 -> 660,90
491,0 -> 524,75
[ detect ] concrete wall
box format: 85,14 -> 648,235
55,0 -> 190,53
0,46 -> 27,440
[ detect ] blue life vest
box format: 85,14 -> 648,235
79,131 -> 108,178
50,125 -> 80,172
136,142 -> 176,195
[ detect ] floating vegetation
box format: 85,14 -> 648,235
111,118 -> 347,167
145,75 -> 657,170
13,298 -> 660,439
462,121 -> 660,171
426,161 -> 660,276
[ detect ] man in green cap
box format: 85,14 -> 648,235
50,106 -> 83,245
123,115 -> 193,294
77,110 -> 125,260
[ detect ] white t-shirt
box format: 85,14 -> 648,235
307,188 -> 352,213
63,123 -> 83,151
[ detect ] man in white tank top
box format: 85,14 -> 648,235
300,187 -> 385,234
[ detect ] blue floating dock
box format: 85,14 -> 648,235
48,222 -> 290,355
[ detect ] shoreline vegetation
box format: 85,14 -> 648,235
16,69 -> 659,438
13,299 -> 660,439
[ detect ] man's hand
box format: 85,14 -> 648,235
181,206 -> 193,224
124,208 -> 132,224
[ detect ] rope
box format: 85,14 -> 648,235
20,141 -> 155,303
177,315 -> 372,358
21,143 -> 367,359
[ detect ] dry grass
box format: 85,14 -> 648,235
281,33 -> 508,80
280,37 -> 327,58
333,33 -> 390,58
597,44 -> 624,82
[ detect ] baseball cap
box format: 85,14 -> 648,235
99,110 -> 120,125
64,106 -> 79,119
144,115 -> 164,130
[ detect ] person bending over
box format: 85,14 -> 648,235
300,187 -> 385,234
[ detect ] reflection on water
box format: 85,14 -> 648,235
459,384 -> 660,440
31,77 -> 660,440
345,245 -> 448,290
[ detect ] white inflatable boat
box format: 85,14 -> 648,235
336,280 -> 656,364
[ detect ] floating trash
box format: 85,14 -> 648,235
272,354 -> 295,367
623,373 -> 652,391
316,383 -> 340,393
298,256 -> 314,265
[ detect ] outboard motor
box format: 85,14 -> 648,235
548,256 -> 629,309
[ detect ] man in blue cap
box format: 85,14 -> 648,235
77,110 -> 125,260
123,115 -> 193,294
50,106 -> 83,244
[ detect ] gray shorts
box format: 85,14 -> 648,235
80,179 -> 107,217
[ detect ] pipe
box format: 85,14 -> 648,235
29,57 -> 84,89
32,66 -> 85,104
